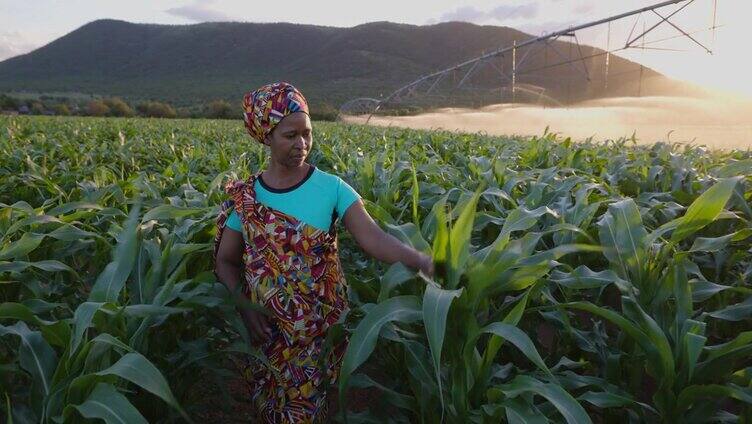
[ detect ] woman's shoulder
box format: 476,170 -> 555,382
310,166 -> 345,187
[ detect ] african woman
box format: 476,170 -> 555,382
213,82 -> 433,423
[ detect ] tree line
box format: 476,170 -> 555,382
0,95 -> 238,119
0,94 -> 340,120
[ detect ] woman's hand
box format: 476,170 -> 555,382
240,307 -> 272,343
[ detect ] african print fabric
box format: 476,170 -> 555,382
243,82 -> 309,144
213,171 -> 349,423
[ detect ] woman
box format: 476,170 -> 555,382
213,82 -> 433,423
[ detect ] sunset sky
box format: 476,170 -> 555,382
1,0 -> 749,97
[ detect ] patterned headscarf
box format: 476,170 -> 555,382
242,82 -> 309,144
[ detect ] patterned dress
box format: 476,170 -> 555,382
213,172 -> 349,423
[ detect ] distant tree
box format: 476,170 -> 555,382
87,100 -> 110,116
177,108 -> 194,119
205,99 -> 234,119
0,95 -> 19,110
136,101 -> 177,118
54,104 -> 71,116
30,101 -> 45,115
103,97 -> 134,117
310,102 -> 339,121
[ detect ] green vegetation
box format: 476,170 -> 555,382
1,116 -> 751,423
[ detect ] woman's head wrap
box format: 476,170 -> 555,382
242,82 -> 309,144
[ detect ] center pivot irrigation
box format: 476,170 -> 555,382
339,0 -> 720,122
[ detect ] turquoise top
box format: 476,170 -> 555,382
225,165 -> 361,232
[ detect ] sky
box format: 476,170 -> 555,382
1,0 -> 749,97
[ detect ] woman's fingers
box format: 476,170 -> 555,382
261,315 -> 273,339
242,310 -> 271,343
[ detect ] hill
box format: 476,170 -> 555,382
0,19 -> 676,110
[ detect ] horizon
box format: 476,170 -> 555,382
1,0 -> 750,98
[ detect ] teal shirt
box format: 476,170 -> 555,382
225,165 -> 361,232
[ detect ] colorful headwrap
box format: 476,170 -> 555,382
242,82 -> 309,144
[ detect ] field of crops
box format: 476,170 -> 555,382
1,115 -> 751,423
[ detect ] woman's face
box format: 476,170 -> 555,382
264,112 -> 312,168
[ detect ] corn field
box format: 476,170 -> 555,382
1,115 -> 751,423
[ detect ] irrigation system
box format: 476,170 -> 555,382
339,0 -> 720,121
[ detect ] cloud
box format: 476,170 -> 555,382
573,3 -> 596,14
519,18 -> 581,36
439,6 -> 487,23
165,1 -> 232,23
439,3 -> 540,24
489,4 -> 540,20
0,31 -> 40,61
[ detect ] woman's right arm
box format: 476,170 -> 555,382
215,229 -> 271,342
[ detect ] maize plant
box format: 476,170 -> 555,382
1,116 -> 751,423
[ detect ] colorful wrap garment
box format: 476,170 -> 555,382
213,171 -> 349,423
243,82 -> 310,144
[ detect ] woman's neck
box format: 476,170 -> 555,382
262,161 -> 311,189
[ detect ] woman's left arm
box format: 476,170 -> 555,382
343,200 -> 433,277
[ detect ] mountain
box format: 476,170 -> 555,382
0,19 -> 675,110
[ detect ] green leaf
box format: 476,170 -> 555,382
0,302 -> 70,348
94,352 -> 188,420
72,383 -> 148,424
411,163 -> 420,228
621,297 -> 676,383
422,282 -> 462,415
70,302 -> 105,356
467,233 -> 542,303
432,196 -> 450,284
477,206 -> 555,263
47,224 -> 100,242
481,290 -> 530,370
684,333 -> 707,382
500,375 -> 592,424
676,384 -> 752,414
549,266 -> 630,291
579,391 -> 640,409
502,397 -> 548,424
689,229 -> 752,252
715,159 -> 752,178
694,343 -> 752,383
672,177 -> 742,243
89,204 -> 141,302
0,322 -> 57,399
708,297 -> 752,322
350,373 -> 415,413
560,301 -> 671,380
0,232 -> 45,260
691,281 -> 734,302
705,331 -> 752,361
122,304 -> 189,318
446,190 -> 482,288
339,296 -> 422,414
481,323 -> 554,380
377,262 -> 414,302
598,199 -> 648,283
4,392 -> 12,424
384,222 -> 430,253
0,260 -> 75,274
0,302 -> 46,323
142,205 -> 205,221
